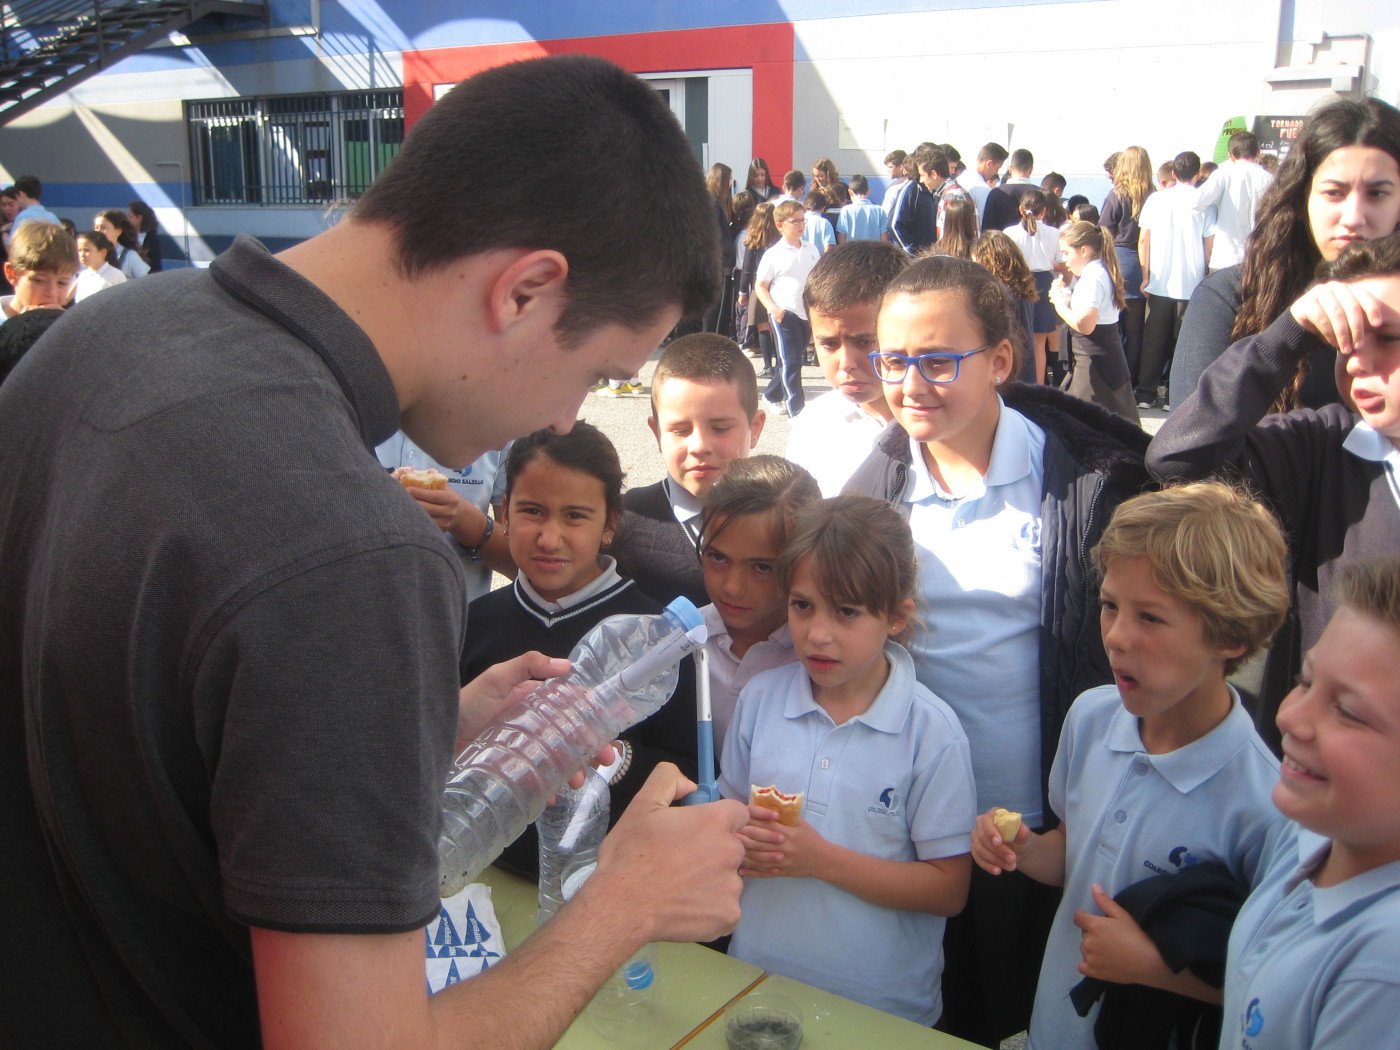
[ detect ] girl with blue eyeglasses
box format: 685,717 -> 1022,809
844,255 -> 1151,1048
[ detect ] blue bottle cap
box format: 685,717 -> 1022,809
622,959 -> 655,990
664,596 -> 703,631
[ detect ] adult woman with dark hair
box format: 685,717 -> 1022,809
744,157 -> 775,203
1170,97 -> 1400,410
94,209 -> 150,280
703,163 -> 740,337
127,200 -> 162,272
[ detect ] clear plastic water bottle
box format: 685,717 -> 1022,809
439,597 -> 707,895
586,942 -> 662,1046
535,766 -> 609,926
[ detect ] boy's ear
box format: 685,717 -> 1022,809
747,407 -> 766,448
646,413 -> 661,447
488,249 -> 569,333
2,262 -> 17,286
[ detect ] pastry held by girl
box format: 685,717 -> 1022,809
845,254 -> 1150,1047
696,454 -> 821,753
719,495 -> 975,1026
1050,220 -> 1140,423
459,422 -> 696,876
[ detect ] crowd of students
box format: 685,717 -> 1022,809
450,97 -> 1400,1048
3,64 -> 1399,1050
1,179 -> 161,320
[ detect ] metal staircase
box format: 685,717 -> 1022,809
1,0 -> 267,124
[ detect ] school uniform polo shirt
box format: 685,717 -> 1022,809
1028,685 -> 1282,1050
699,602 -> 796,754
785,389 -> 890,497
904,402 -> 1046,823
1221,824 -> 1400,1050
836,198 -> 887,242
719,644 -> 976,1025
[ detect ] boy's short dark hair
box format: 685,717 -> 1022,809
13,175 -> 41,200
884,149 -> 908,167
782,169 -> 806,194
1008,148 -> 1034,173
1227,131 -> 1260,159
6,221 -> 76,275
804,240 -> 910,317
910,144 -> 949,179
1172,151 -> 1202,183
848,173 -> 869,195
1326,229 -> 1400,281
650,332 -> 758,421
352,55 -> 718,346
803,188 -> 829,210
939,143 -> 962,166
978,142 -> 1009,165
1040,171 -> 1066,194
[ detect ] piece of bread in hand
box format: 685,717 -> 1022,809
392,466 -> 448,491
749,784 -> 804,827
991,807 -> 1022,844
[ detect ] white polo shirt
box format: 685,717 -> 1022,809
1070,258 -> 1121,327
1193,159 -> 1273,269
756,239 -> 820,319
1028,685 -> 1283,1050
1221,823 -> 1400,1050
1139,181 -> 1208,300
1342,421 -> 1400,512
904,402 -> 1046,823
699,602 -> 796,754
785,390 -> 890,497
719,644 -> 976,1025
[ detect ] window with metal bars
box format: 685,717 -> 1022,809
187,90 -> 404,206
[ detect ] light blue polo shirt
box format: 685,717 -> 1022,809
1221,823 -> 1400,1050
837,198 -> 888,242
719,643 -> 976,1025
904,401 -> 1046,823
1027,685 -> 1283,1050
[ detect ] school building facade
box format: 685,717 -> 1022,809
1,0 -> 1396,264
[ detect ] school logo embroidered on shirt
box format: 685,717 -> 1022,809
868,787 -> 900,816
1169,846 -> 1199,868
1244,997 -> 1264,1037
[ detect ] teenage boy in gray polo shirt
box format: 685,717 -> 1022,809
0,55 -> 746,1050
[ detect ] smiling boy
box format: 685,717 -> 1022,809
1221,557 -> 1400,1050
614,332 -> 765,606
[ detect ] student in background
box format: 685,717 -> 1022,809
1003,188 -> 1063,384
1,220 -> 76,317
73,230 -> 128,303
787,240 -> 910,495
755,200 -> 821,417
971,230 -> 1039,384
615,333 -> 766,607
836,174 -> 889,243
1100,146 -> 1154,388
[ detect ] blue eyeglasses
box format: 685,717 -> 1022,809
868,346 -> 988,384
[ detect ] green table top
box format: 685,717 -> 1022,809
480,866 -> 765,1049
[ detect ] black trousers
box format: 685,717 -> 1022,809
1137,294 -> 1189,403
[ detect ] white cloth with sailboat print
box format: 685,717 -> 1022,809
425,882 -> 507,993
